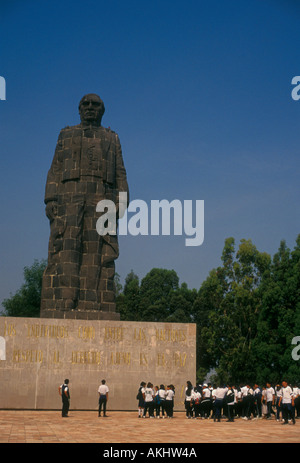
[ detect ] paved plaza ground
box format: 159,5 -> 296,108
0,410 -> 298,444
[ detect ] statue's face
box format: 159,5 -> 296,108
79,94 -> 104,125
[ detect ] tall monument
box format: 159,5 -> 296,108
40,94 -> 129,320
1,95 -> 196,412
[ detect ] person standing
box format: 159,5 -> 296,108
165,385 -> 175,418
98,379 -> 109,417
225,385 -> 235,422
137,381 -> 146,418
156,385 -> 166,419
253,384 -> 262,419
143,382 -> 155,418
193,387 -> 202,419
294,384 -> 300,419
59,379 -> 70,417
279,380 -> 295,425
265,382 -> 275,420
184,381 -> 195,419
275,383 -> 282,421
213,385 -> 228,422
201,384 -> 211,419
241,384 -> 251,420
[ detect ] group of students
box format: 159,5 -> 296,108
137,382 -> 176,418
183,380 -> 299,424
137,379 -> 300,424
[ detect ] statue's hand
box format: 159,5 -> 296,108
45,201 -> 58,222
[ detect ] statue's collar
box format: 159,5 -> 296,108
80,122 -> 101,129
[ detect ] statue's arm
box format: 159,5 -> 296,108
45,131 -> 64,220
115,134 -> 129,208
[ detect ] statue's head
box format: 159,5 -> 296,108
79,93 -> 105,125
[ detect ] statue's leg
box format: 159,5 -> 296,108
41,214 -> 66,315
77,202 -> 119,313
57,198 -> 85,310
41,195 -> 85,316
77,202 -> 102,311
99,235 -> 119,313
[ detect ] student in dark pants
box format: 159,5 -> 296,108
59,379 -> 70,417
225,385 -> 235,422
98,379 -> 109,417
165,385 -> 175,418
254,384 -> 262,418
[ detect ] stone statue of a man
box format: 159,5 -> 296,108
40,94 -> 129,320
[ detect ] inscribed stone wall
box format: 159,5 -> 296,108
0,317 -> 196,410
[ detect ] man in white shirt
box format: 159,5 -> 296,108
279,381 -> 295,425
241,384 -> 251,420
201,384 -> 212,419
98,379 -> 109,417
165,385 -> 175,418
213,386 -> 228,422
265,382 -> 275,420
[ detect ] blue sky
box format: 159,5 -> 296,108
0,0 -> 300,308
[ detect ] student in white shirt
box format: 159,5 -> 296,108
292,385 -> 299,420
143,382 -> 155,418
193,387 -> 202,419
98,379 -> 109,417
241,384 -> 251,419
201,384 -> 211,419
155,384 -> 167,418
265,382 -> 275,419
165,384 -> 175,418
213,386 -> 228,422
184,381 -> 195,419
225,385 -> 235,422
279,380 -> 295,425
275,384 -> 282,421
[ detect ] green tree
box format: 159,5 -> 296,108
253,236 -> 300,383
196,237 -> 272,384
117,270 -> 141,321
138,268 -> 179,321
2,259 -> 47,318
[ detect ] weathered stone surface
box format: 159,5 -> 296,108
40,94 -> 129,320
0,317 -> 196,411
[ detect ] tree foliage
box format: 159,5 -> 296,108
2,259 -> 47,318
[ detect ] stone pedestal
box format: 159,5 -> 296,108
40,309 -> 120,321
0,317 -> 196,411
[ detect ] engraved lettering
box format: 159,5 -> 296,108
155,328 -> 187,343
110,351 -> 131,365
140,353 -> 148,366
27,324 -> 68,339
71,351 -> 101,365
4,321 -> 16,337
174,352 -> 187,367
12,349 -> 43,363
134,328 -> 146,341
78,326 -> 95,341
104,327 -> 124,341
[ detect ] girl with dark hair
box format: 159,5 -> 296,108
185,381 -> 195,419
165,385 -> 175,418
